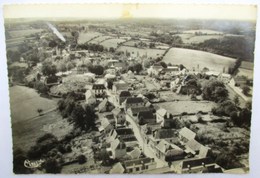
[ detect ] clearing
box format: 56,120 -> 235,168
9,85 -> 57,123
163,48 -> 236,72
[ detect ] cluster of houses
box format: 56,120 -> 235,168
83,74 -> 223,173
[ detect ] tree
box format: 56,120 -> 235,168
109,47 -> 115,53
88,65 -> 104,75
233,95 -> 240,107
77,155 -> 87,164
70,105 -> 96,131
34,81 -> 48,94
149,42 -> 155,48
179,64 -> 185,71
160,61 -> 167,68
202,80 -> 228,102
242,86 -> 250,95
27,133 -> 58,159
143,59 -> 151,68
42,62 -> 57,76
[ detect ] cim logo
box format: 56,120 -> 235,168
24,159 -> 45,169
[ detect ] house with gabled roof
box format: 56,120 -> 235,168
98,98 -> 115,113
185,139 -> 202,155
100,114 -> 115,134
174,157 -> 220,174
127,106 -> 151,117
107,127 -> 137,144
137,110 -> 156,125
128,147 -> 142,159
124,97 -> 145,111
92,84 -> 106,97
107,138 -> 127,159
148,129 -> 178,149
118,90 -> 131,105
113,81 -> 129,94
179,127 -> 196,143
155,140 -> 185,161
112,108 -> 126,126
123,157 -> 156,173
85,90 -> 96,105
109,162 -> 125,174
156,108 -> 173,124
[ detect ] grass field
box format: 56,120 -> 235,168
8,29 -> 44,38
12,110 -> 73,152
77,32 -> 102,44
9,86 -> 57,123
100,38 -> 126,48
117,46 -> 166,58
163,48 -> 236,72
155,101 -> 216,115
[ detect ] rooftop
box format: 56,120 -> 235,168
124,157 -> 155,167
181,157 -> 215,169
179,127 -> 196,141
125,97 -> 144,104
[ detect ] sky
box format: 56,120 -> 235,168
3,4 -> 257,21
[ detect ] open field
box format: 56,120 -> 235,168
77,32 -> 102,44
12,110 -> 73,152
163,48 -> 236,72
117,46 -> 166,58
9,86 -> 57,123
100,38 -> 126,49
155,100 -> 217,115
8,29 -> 44,38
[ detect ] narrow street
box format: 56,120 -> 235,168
126,114 -> 167,168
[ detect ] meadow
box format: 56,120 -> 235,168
163,48 -> 236,72
9,86 -> 57,123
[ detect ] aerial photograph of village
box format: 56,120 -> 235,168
3,4 -> 256,174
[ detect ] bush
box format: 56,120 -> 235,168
77,155 -> 87,164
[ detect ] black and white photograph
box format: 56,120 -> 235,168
1,3 -> 258,175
